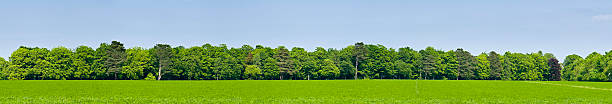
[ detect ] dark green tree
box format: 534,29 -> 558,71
353,42 -> 367,80
420,47 -> 439,80
153,44 -> 173,80
275,46 -> 294,80
104,41 -> 127,80
487,51 -> 502,80
456,48 -> 476,80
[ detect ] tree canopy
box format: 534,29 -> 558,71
0,41 -> 609,81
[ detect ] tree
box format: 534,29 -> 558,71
289,47 -> 309,80
0,57 -> 7,80
456,48 -> 476,80
7,42 -> 612,81
175,46 -> 204,80
337,46 -> 355,79
262,57 -> 279,80
122,47 -> 151,80
72,46 -> 95,79
353,42 -> 367,80
105,41 -> 127,80
548,58 -> 561,81
92,43 -> 110,80
397,47 -> 421,79
394,60 -> 412,79
244,65 -> 261,80
362,45 -> 393,79
275,46 -> 294,80
47,47 -> 73,80
475,53 -> 491,80
487,51 -> 503,80
153,44 -> 173,80
317,59 -> 340,79
420,47 -> 439,80
441,50 -> 458,80
581,52 -> 605,81
230,45 -> 253,79
562,54 -> 583,81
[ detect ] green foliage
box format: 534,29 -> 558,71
144,73 -> 156,80
419,47 -> 439,79
2,42 -> 612,81
316,59 -> 340,79
122,47 -> 151,80
353,42 -> 367,79
243,65 -> 261,80
105,41 -> 127,79
152,44 -> 173,80
0,57 -> 7,80
487,51 -> 503,80
476,53 -> 491,80
275,46 -> 294,80
72,46 -> 95,79
456,49 -> 476,80
47,46 -> 72,80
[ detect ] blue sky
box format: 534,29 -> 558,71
1,0 -> 611,61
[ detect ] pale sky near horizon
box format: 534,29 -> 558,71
1,0 -> 612,61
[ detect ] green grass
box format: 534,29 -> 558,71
0,80 -> 610,103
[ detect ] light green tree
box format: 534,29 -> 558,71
476,53 -> 491,80
317,59 -> 340,79
122,47 -> 151,80
72,46 -> 95,79
244,65 -> 261,80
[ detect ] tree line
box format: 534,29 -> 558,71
0,41 -> 609,81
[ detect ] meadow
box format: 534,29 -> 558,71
0,80 -> 610,103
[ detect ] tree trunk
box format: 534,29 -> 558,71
354,58 -> 358,80
157,64 -> 162,80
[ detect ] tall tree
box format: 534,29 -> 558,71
548,58 -> 561,81
92,43 -> 110,80
289,47 -> 309,80
442,50 -> 458,80
175,46 -> 204,80
122,47 -> 151,80
153,44 -> 173,80
420,47 -> 439,80
47,47 -> 73,80
72,46 -> 95,79
456,48 -> 476,80
318,59 -> 340,79
105,41 -> 127,80
475,53 -> 491,80
275,46 -> 293,80
487,51 -> 503,80
353,42 -> 367,80
0,57 -> 7,80
562,54 -> 583,81
397,47 -> 421,79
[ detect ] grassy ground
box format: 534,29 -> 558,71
0,80 -> 610,103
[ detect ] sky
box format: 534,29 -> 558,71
0,0 -> 611,61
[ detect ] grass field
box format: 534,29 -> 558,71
0,80 -> 610,103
